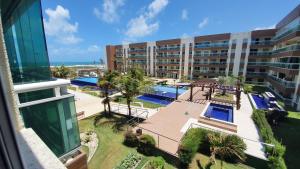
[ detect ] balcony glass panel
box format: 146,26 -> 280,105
20,97 -> 80,157
3,0 -> 51,84
19,88 -> 55,103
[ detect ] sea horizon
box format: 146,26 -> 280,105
50,61 -> 103,67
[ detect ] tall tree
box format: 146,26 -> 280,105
116,68 -> 152,116
52,65 -> 71,78
207,133 -> 246,169
98,71 -> 119,115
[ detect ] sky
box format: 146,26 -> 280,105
41,0 -> 300,63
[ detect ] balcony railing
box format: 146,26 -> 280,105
247,62 -> 269,66
156,61 -> 180,64
273,44 -> 300,53
128,49 -> 146,52
251,40 -> 273,46
268,75 -> 296,88
194,43 -> 229,49
246,72 -> 268,76
273,25 -> 300,41
194,53 -> 227,57
193,62 -> 227,65
157,47 -> 180,51
128,55 -> 146,58
156,54 -> 180,58
270,62 -> 300,69
193,70 -> 226,74
249,51 -> 272,56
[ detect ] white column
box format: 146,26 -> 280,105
147,42 -> 156,76
181,37 -> 194,79
122,44 -> 129,72
242,34 -> 252,78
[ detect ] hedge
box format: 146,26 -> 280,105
146,156 -> 165,169
178,128 -> 210,165
138,134 -> 156,155
252,109 -> 287,169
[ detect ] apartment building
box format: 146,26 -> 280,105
0,0 -> 87,168
106,4 -> 300,111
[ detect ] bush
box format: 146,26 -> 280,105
115,153 -> 143,169
243,84 -> 253,94
123,130 -> 138,147
67,86 -> 77,91
138,134 -> 156,155
178,128 -> 208,165
251,109 -> 287,168
146,156 -> 165,169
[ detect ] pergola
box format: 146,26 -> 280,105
175,78 -> 242,110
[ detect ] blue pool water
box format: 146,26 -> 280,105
137,94 -> 172,105
71,77 -> 99,86
204,103 -> 233,122
137,85 -> 187,105
251,94 -> 269,109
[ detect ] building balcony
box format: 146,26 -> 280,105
156,54 -> 181,58
250,40 -> 273,46
247,62 -> 269,66
128,55 -> 146,58
194,53 -> 228,57
156,47 -> 180,51
128,49 -> 146,53
273,25 -> 300,42
270,62 -> 300,69
268,75 -> 296,88
246,72 -> 268,76
193,70 -> 226,75
248,51 -> 272,57
156,61 -> 180,65
194,43 -> 229,49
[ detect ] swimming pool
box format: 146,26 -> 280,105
137,94 -> 172,105
204,103 -> 233,123
137,85 -> 187,105
250,94 -> 269,109
71,77 -> 99,86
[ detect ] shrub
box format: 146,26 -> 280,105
123,130 -> 138,147
115,153 -> 143,169
251,109 -> 287,168
146,156 -> 165,169
138,134 -> 156,155
67,86 -> 77,91
243,84 -> 253,94
178,128 -> 208,165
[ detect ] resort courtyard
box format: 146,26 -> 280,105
136,85 -> 266,160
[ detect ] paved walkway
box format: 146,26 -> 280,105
69,90 -> 158,119
137,88 -> 267,160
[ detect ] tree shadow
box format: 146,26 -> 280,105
196,159 -> 205,169
93,112 -> 131,133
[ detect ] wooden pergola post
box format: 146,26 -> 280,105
236,89 -> 241,110
175,85 -> 179,100
189,85 -> 193,101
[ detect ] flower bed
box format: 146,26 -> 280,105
114,153 -> 143,169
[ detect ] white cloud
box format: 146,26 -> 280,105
125,0 -> 168,38
181,33 -> 190,38
44,5 -> 82,44
87,45 -> 101,52
126,16 -> 159,38
254,24 -> 275,30
181,9 -> 188,20
198,17 -> 209,29
94,0 -> 125,23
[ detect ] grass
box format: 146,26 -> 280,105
272,111 -> 300,169
190,153 -> 267,169
78,113 -> 175,169
112,95 -> 163,109
213,93 -> 234,101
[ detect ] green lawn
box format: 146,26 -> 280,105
272,111 -> 300,169
81,145 -> 89,157
190,153 -> 267,169
112,95 -> 163,109
213,93 -> 234,101
78,113 -> 175,169
79,113 -> 267,169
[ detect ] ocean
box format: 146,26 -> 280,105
50,61 -> 102,67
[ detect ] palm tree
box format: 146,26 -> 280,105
207,133 -> 247,169
52,65 -> 70,78
116,68 -> 152,116
98,71 -> 119,115
218,76 -> 227,95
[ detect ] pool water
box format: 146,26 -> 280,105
71,77 -> 99,86
137,85 -> 187,105
137,94 -> 172,105
251,94 -> 269,109
204,103 -> 233,122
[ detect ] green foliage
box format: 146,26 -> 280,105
115,68 -> 153,115
83,91 -> 99,97
52,65 -> 73,78
123,130 -> 138,147
251,109 -> 287,168
67,86 -> 77,91
115,153 -> 143,169
243,84 -> 253,94
146,156 -> 165,169
138,134 -> 156,155
178,128 -> 208,164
